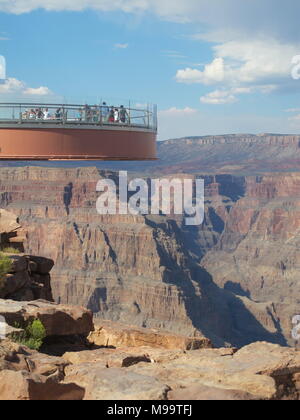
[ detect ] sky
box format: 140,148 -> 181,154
0,0 -> 300,140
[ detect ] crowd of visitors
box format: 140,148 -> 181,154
21,102 -> 130,124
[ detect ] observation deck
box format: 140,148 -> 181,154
0,102 -> 157,160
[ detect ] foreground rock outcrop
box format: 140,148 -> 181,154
0,340 -> 85,400
0,209 -> 54,301
0,254 -> 54,302
0,299 -> 94,339
0,208 -> 26,251
63,339 -> 300,400
0,317 -> 299,400
89,320 -> 212,350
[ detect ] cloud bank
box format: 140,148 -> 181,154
1,0 -> 300,110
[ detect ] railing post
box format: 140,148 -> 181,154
153,104 -> 158,132
99,106 -> 102,125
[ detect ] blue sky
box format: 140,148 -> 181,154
1,0 -> 300,139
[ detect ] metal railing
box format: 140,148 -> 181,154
0,102 -> 158,132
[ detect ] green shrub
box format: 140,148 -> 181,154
1,247 -> 21,254
0,252 -> 12,291
11,319 -> 46,351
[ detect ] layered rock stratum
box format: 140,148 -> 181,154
0,166 -> 298,346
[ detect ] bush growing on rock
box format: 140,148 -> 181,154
12,319 -> 46,351
1,247 -> 21,254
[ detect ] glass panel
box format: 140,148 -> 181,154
0,101 -> 157,132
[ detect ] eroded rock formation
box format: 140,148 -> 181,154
2,319 -> 300,400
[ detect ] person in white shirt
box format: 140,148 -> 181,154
43,108 -> 50,120
114,107 -> 119,123
29,109 -> 36,119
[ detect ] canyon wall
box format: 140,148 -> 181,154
0,166 -> 297,346
203,173 -> 300,344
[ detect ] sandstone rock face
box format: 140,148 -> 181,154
1,321 -> 300,400
0,370 -> 85,401
61,337 -> 300,400
168,385 -> 258,400
126,341 -> 300,400
66,322 -> 300,400
0,299 -> 94,338
63,348 -> 152,368
0,208 -> 26,251
64,365 -> 171,400
89,320 -> 212,350
0,209 -> 54,301
0,254 -> 54,301
0,339 -> 84,400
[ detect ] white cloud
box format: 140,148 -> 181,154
0,0 -> 201,19
177,39 -> 299,86
176,58 -> 225,85
200,87 -> 253,105
0,77 -> 25,93
1,0 -> 299,43
159,107 -> 198,116
288,113 -> 300,130
289,114 -> 300,121
200,90 -> 237,105
23,86 -> 52,95
114,43 -> 128,49
0,77 -> 52,97
176,37 -> 300,104
162,50 -> 187,59
2,1 -> 300,108
285,108 -> 300,113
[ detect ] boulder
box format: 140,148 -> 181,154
0,299 -> 94,338
0,318 -> 23,340
128,342 -> 300,400
0,339 -> 69,376
0,339 -> 84,400
64,348 -> 151,368
89,320 -> 212,350
0,370 -> 85,400
0,272 -> 31,298
169,385 -> 259,400
28,256 -> 54,274
4,254 -> 28,273
64,365 -> 170,400
0,209 -> 21,234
